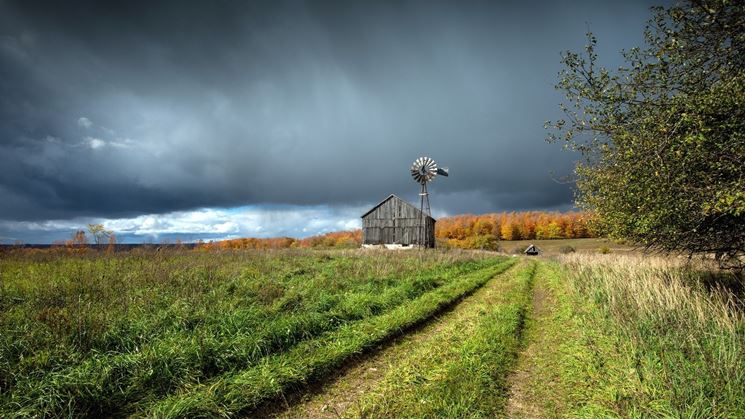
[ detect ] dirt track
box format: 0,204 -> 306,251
258,259 -> 558,418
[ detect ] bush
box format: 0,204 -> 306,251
559,246 -> 576,254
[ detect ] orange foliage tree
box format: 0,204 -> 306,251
436,211 -> 597,248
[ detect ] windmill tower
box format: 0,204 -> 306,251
410,157 -> 449,247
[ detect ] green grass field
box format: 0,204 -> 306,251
1,247 -> 742,417
0,249 -> 512,417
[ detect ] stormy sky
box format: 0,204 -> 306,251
0,0 -> 662,243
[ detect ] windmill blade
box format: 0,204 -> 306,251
411,168 -> 425,183
411,156 -> 444,184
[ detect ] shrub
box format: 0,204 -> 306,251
559,246 -> 576,254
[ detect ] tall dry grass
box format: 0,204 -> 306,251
561,253 -> 745,416
563,254 -> 743,331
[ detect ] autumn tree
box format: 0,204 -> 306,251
87,223 -> 113,249
107,234 -> 117,253
69,230 -> 88,248
547,1 -> 745,270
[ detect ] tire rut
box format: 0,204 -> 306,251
257,259 -> 526,419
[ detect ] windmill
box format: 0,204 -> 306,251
410,156 -> 449,247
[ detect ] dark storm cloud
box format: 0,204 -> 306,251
0,0 -> 660,223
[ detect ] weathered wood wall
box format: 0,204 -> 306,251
361,195 -> 436,247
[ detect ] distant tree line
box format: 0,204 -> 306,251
196,230 -> 363,250
435,212 -> 597,250
45,224 -> 118,253
197,211 -> 597,251
5,212 -> 597,254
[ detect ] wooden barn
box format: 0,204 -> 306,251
361,194 -> 436,248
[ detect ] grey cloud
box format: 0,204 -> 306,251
0,0 -> 662,227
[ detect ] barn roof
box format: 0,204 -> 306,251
360,194 -> 436,220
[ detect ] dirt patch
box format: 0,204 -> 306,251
531,281 -> 549,317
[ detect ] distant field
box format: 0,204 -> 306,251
501,237 -> 636,255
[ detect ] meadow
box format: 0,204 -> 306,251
1,247 -> 743,418
0,248 -> 512,417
